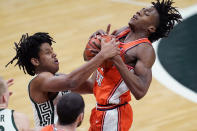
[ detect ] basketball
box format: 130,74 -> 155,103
83,35 -> 114,70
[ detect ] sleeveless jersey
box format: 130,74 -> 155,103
41,124 -> 66,131
94,28 -> 152,105
0,109 -> 18,131
28,76 -> 70,129
41,124 -> 53,131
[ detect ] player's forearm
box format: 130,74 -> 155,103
112,56 -> 147,100
66,53 -> 104,89
71,79 -> 93,94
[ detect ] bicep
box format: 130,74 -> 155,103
134,44 -> 155,85
134,60 -> 152,87
40,74 -> 71,92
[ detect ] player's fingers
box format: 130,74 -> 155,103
109,38 -> 116,45
106,24 -> 111,35
115,41 -> 120,46
111,30 -> 117,35
96,35 -> 102,43
92,41 -> 101,49
6,78 -> 14,88
90,49 -> 99,54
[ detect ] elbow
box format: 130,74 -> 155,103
134,91 -> 146,100
135,94 -> 144,100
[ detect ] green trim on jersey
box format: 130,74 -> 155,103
11,110 -> 18,131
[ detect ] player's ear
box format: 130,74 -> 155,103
148,25 -> 156,34
78,112 -> 84,121
2,95 -> 7,103
31,58 -> 40,67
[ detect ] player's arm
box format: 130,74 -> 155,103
37,39 -> 120,92
112,43 -> 155,100
13,111 -> 30,130
71,71 -> 97,94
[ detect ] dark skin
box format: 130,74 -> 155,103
91,6 -> 159,100
30,39 -> 120,103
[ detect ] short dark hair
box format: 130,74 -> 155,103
6,32 -> 55,76
149,0 -> 182,42
57,92 -> 85,125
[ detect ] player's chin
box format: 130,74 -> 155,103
53,66 -> 59,74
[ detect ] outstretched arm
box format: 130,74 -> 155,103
71,71 -> 97,94
36,38 -> 120,92
112,43 -> 155,100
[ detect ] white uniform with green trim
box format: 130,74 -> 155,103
0,109 -> 18,131
28,75 -> 71,129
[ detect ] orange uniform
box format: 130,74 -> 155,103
89,28 -> 152,131
41,124 -> 65,131
41,125 -> 54,131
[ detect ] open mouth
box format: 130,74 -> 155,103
54,59 -> 59,64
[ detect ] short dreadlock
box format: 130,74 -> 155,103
149,0 -> 182,42
6,32 -> 55,76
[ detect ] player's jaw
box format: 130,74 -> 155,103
37,43 -> 60,74
39,58 -> 59,74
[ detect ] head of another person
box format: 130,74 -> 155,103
0,77 -> 10,107
57,92 -> 85,127
6,32 -> 58,76
128,0 -> 182,42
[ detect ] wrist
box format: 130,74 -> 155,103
97,51 -> 106,60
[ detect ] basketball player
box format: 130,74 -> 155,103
87,0 -> 182,130
0,77 -> 30,131
6,32 -> 120,129
41,92 -> 85,131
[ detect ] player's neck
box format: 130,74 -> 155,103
124,31 -> 148,43
55,123 -> 77,131
35,69 -> 56,75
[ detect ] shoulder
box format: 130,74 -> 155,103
136,43 -> 156,67
13,111 -> 30,129
31,72 -> 54,86
13,111 -> 29,121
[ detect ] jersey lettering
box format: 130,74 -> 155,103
0,115 -> 4,122
96,70 -> 104,87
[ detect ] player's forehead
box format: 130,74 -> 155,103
141,6 -> 156,12
39,43 -> 53,51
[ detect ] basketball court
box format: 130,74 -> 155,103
0,0 -> 197,130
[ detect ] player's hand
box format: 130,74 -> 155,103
112,55 -> 122,61
6,78 -> 14,87
100,37 -> 120,59
89,24 -> 113,40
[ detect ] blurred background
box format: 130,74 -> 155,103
0,0 -> 197,130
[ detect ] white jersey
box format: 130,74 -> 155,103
0,109 -> 18,131
28,80 -> 70,129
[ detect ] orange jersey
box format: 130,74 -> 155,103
41,124 -> 66,131
90,28 -> 152,131
41,125 -> 53,131
94,28 -> 152,106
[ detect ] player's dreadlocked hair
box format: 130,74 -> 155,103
148,0 -> 182,42
6,32 -> 55,76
